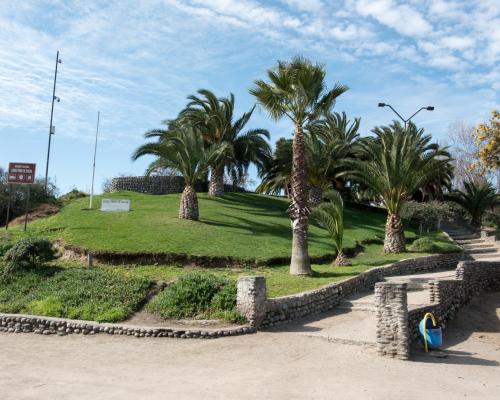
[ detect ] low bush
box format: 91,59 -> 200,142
0,238 -> 13,257
2,237 -> 56,276
146,272 -> 241,322
0,268 -> 151,322
408,236 -> 462,254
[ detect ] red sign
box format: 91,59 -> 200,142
8,162 -> 36,184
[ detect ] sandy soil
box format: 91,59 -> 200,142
124,311 -> 240,329
0,292 -> 498,400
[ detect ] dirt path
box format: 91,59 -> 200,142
1,292 -> 498,400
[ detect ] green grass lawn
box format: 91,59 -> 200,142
13,191 -> 405,261
101,243 -> 435,298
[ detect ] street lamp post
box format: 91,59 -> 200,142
44,51 -> 62,192
378,103 -> 434,129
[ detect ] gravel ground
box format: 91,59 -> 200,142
0,292 -> 498,400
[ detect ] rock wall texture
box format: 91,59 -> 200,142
237,253 -> 463,328
376,260 -> 500,359
0,313 -> 255,339
375,282 -> 409,359
110,176 -> 245,195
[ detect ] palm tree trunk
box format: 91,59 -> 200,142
334,249 -> 350,266
179,184 -> 199,220
309,186 -> 323,206
208,165 -> 224,196
289,124 -> 312,275
384,213 -> 405,253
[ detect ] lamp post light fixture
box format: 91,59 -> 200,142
44,51 -> 62,192
378,103 -> 434,129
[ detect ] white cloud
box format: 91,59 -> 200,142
354,0 -> 432,37
281,0 -> 324,13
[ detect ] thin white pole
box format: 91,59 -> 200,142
89,111 -> 100,209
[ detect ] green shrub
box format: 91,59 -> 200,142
146,272 -> 240,321
0,268 -> 151,322
408,236 -> 461,254
26,296 -> 64,317
59,189 -> 88,205
211,283 -> 237,312
0,238 -> 13,257
2,237 -> 55,276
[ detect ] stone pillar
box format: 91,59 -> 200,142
237,276 -> 267,328
374,282 -> 409,360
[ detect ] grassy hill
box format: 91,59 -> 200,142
14,191 -> 397,261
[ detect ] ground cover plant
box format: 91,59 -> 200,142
0,266 -> 151,322
12,191 -> 414,261
146,272 -> 241,322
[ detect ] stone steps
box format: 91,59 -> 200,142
462,243 -> 496,250
464,247 -> 499,254
470,252 -> 500,260
455,238 -> 486,245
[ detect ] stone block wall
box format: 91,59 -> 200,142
110,176 -> 245,195
235,253 -> 462,329
374,283 -> 409,359
376,260 -> 500,358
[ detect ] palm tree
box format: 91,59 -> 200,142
256,138 -> 293,196
345,121 -> 452,253
132,122 -> 222,220
308,111 -> 361,196
313,190 -> 349,266
250,56 -> 348,275
180,89 -> 271,196
445,181 -> 499,227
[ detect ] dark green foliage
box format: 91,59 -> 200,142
407,236 -> 462,254
402,201 -> 452,233
59,189 -> 88,205
3,237 -> 56,275
146,272 -> 240,321
445,181 -> 499,227
0,268 -> 150,322
211,283 -> 237,311
0,238 -> 13,257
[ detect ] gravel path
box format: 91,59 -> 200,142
1,292 -> 498,400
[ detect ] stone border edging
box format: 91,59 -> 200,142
0,313 -> 256,339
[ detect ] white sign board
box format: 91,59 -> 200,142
101,199 -> 131,212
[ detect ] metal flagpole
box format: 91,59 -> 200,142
89,111 -> 100,209
44,51 -> 62,192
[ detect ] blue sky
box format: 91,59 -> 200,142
1,0 -> 499,194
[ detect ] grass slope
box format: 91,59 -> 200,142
17,191 -> 400,261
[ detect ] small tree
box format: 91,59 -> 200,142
445,181 -> 499,228
312,190 -> 349,266
132,122 -> 224,220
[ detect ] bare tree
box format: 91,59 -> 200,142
446,121 -> 486,189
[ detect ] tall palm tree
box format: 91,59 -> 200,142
345,121 -> 452,253
313,190 -> 349,266
180,89 -> 271,196
445,181 -> 499,227
132,122 -> 223,220
250,56 -> 348,275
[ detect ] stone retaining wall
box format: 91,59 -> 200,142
110,176 -> 245,195
0,313 -> 255,339
236,252 -> 463,327
376,260 -> 500,359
